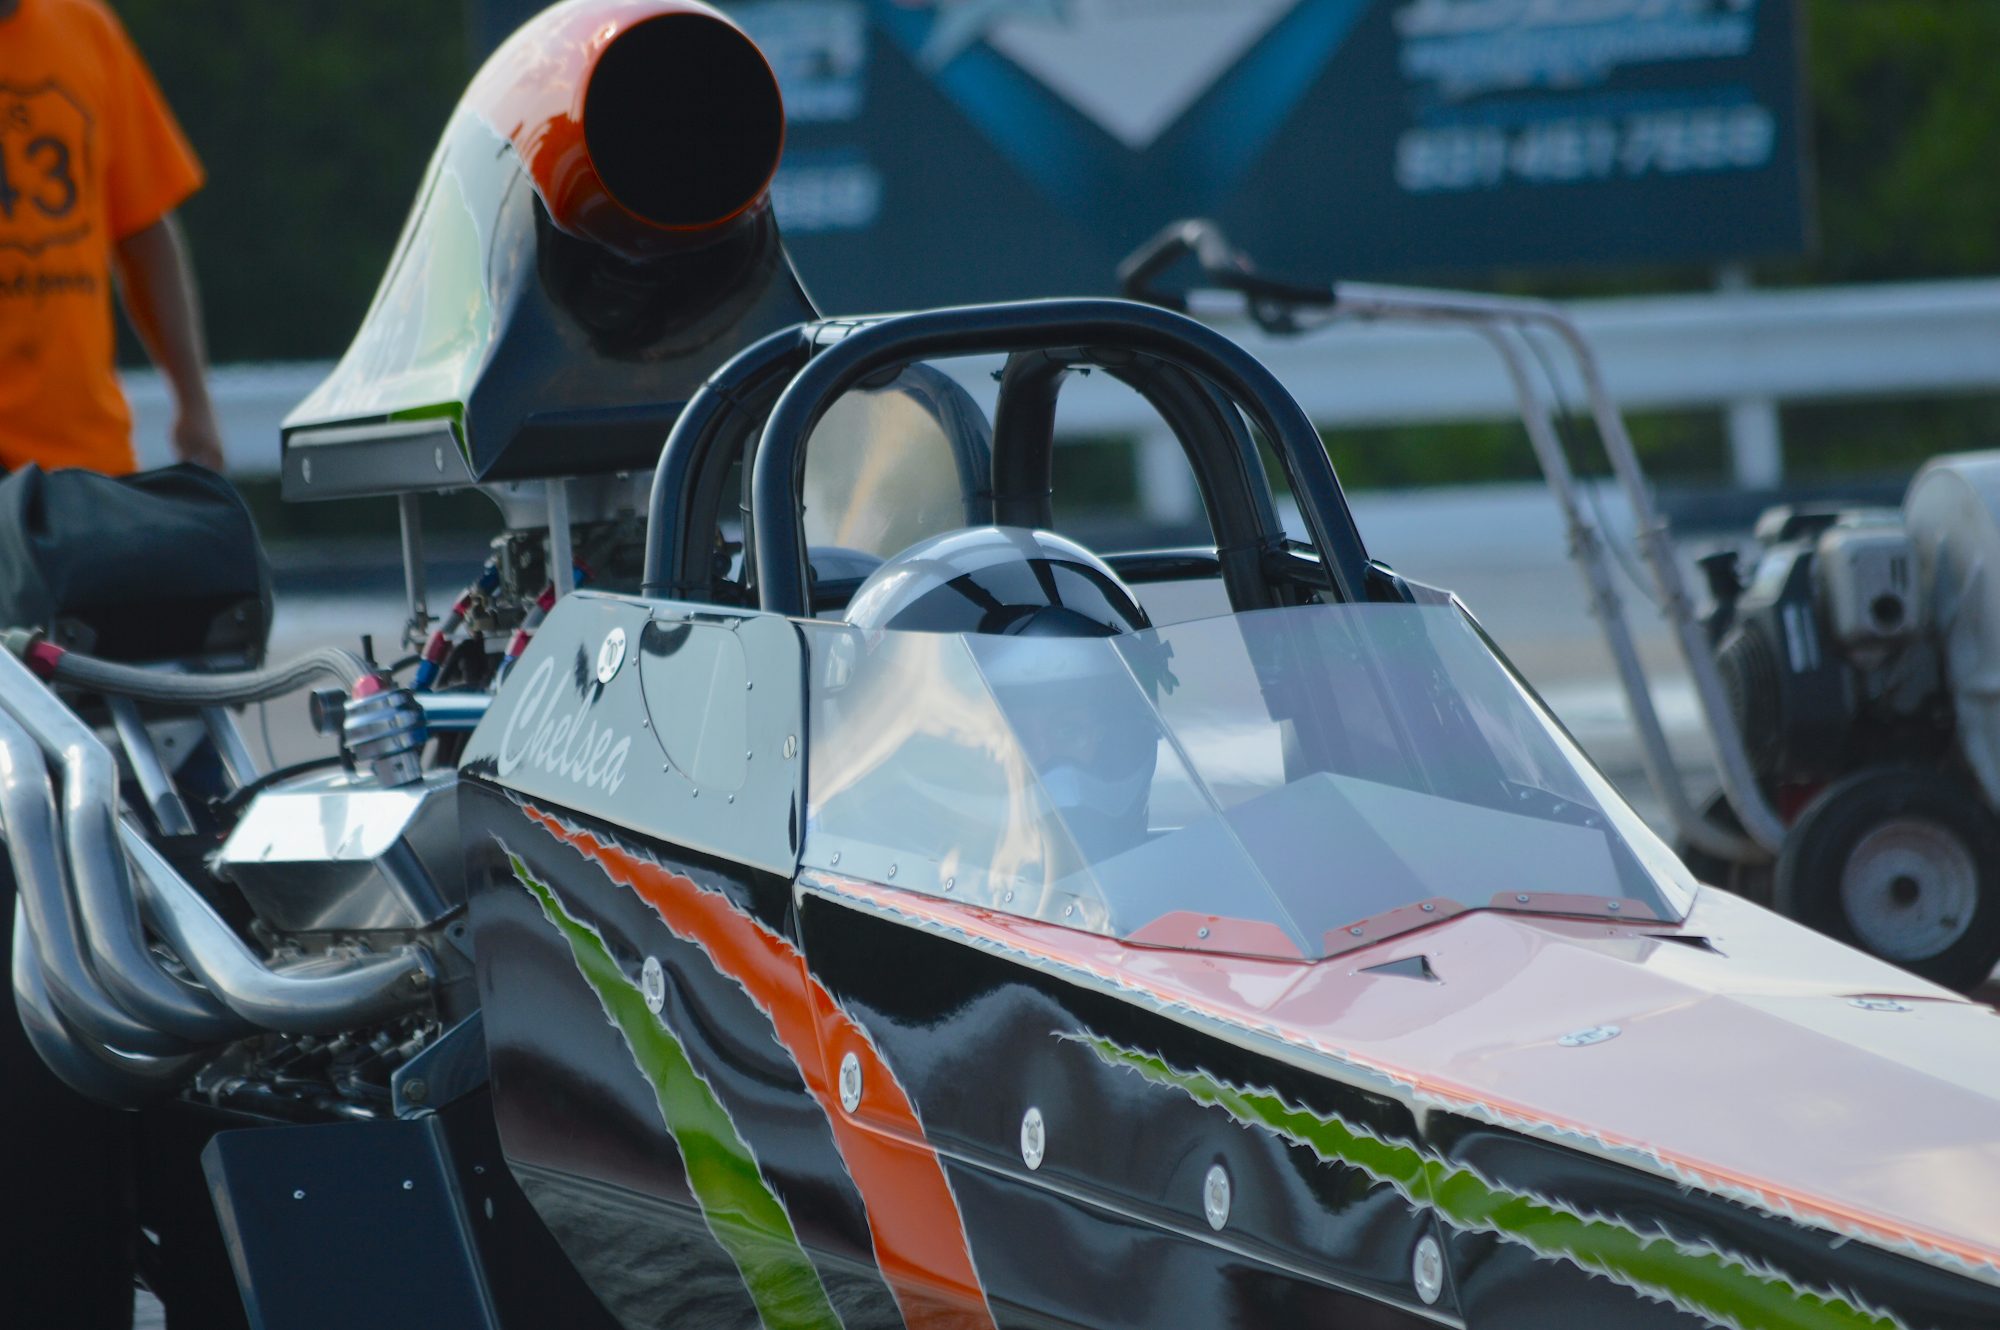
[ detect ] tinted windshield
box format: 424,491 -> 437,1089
801,604 -> 1692,959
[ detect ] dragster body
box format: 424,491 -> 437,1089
5,3 -> 2000,1328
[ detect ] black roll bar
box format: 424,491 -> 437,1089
990,348 -> 1285,613
747,299 -> 1371,618
641,325 -> 812,599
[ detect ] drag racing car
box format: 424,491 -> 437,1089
7,2 -> 2000,1327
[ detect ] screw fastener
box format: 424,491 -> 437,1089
1412,1235 -> 1445,1305
1202,1164 -> 1232,1231
641,956 -> 666,1015
1020,1107 -> 1046,1171
838,1052 -> 863,1112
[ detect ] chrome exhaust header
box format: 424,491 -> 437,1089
0,644 -> 439,1101
123,823 -> 433,1036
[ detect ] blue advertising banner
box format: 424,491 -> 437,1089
719,0 -> 1810,313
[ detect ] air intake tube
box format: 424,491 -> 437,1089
469,0 -> 786,260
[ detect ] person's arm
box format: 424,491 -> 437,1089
113,213 -> 225,470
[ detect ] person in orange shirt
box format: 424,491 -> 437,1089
0,0 -> 223,474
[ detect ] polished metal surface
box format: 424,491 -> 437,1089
124,820 -> 434,1035
10,910 -> 198,1108
216,768 -> 462,933
398,492 -> 432,647
411,691 -> 491,732
838,1051 -> 862,1112
596,627 -> 626,684
202,706 -> 262,787
1412,1235 -> 1444,1306
1019,1106 -> 1045,1171
343,685 -> 427,787
107,695 -> 195,836
0,645 -> 241,1041
1557,1025 -> 1622,1048
1202,1163 -> 1232,1231
0,706 -> 191,1055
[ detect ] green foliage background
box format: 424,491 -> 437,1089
114,0 -> 467,364
112,0 -> 2000,490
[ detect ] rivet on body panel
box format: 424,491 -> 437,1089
783,735 -> 798,759
641,956 -> 665,1015
1020,1107 -> 1045,1171
1412,1234 -> 1444,1305
595,627 -> 626,683
838,1052 -> 863,1112
1202,1164 -> 1231,1230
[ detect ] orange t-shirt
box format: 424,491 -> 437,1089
0,0 -> 203,475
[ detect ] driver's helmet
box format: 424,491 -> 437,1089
847,526 -> 1159,861
842,525 -> 1150,638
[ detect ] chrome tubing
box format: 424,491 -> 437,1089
1327,282 -> 1787,860
121,823 -> 435,1035
0,706 -> 196,1056
12,908 -> 200,1108
412,690 -> 492,732
1475,325 -> 1762,866
0,647 -> 245,1041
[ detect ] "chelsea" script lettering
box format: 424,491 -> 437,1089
496,657 -> 633,795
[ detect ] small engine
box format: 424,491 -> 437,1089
1705,507 -> 1950,787
1692,452 -> 2000,990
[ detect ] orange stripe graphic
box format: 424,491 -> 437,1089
522,804 -> 997,1329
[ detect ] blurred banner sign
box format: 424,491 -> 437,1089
717,0 -> 1809,312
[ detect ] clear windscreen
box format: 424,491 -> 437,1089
800,604 -> 1693,959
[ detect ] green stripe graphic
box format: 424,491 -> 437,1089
511,852 -> 842,1330
1077,1033 -> 1904,1330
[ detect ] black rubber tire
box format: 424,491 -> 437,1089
1675,790 -> 1775,906
1773,766 -> 2000,992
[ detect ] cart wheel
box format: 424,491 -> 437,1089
1675,792 -> 1774,906
1774,767 -> 2000,991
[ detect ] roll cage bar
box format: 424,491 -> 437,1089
1115,218 -> 1783,865
640,298 -> 1379,618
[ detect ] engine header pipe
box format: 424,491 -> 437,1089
467,0 -> 785,260
0,648 -> 246,1042
121,825 -> 435,1036
0,707 -> 195,1056
12,916 -> 200,1109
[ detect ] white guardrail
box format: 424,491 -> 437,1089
127,276 -> 2000,514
